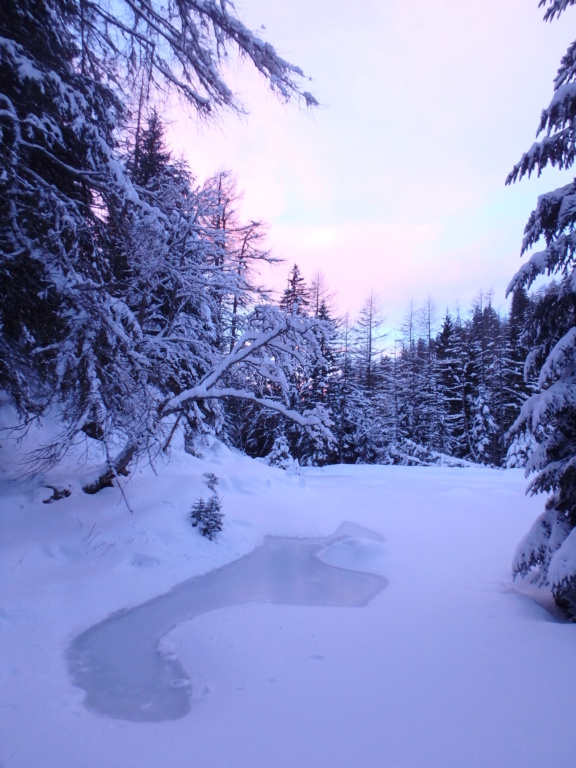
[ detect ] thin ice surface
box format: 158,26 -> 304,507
68,527 -> 387,721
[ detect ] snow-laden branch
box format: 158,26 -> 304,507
162,312 -> 314,413
80,0 -> 317,115
175,387 -> 328,430
506,249 -> 553,294
538,327 -> 576,388
512,378 -> 576,437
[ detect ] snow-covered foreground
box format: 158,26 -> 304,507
2,439 -> 576,767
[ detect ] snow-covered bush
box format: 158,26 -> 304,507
266,435 -> 294,470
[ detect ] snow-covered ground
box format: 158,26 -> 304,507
2,431 -> 576,767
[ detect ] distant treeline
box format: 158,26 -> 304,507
227,269 -> 538,469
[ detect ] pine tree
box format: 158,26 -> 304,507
433,310 -> 460,455
266,434 -> 294,469
388,340 -> 408,448
120,116 -> 227,442
417,297 -> 444,450
467,294 -> 501,464
501,287 -> 534,461
223,399 -> 282,458
190,493 -> 224,540
279,264 -> 311,315
439,309 -> 473,460
0,0 -> 142,472
507,0 -> 576,616
395,300 -> 427,446
330,315 -> 358,464
293,294 -> 339,465
129,109 -> 173,190
348,294 -> 388,463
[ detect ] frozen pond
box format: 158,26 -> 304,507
67,523 -> 388,722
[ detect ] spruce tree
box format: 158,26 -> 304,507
129,110 -> 173,190
330,315 -> 358,464
507,0 -> 576,616
418,297 -> 444,452
467,295 -> 501,464
0,0 -> 139,470
395,301 -> 427,446
279,264 -> 311,315
434,310 -> 461,455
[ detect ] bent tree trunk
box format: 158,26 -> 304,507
83,442 -> 137,495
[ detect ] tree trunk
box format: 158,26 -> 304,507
83,442 -> 137,494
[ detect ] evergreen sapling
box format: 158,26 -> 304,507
190,490 -> 224,541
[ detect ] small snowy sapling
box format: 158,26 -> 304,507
190,492 -> 224,541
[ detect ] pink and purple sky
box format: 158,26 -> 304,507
168,0 -> 574,329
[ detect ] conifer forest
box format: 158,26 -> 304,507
3,0 -> 576,615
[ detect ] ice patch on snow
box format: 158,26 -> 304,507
67,525 -> 387,722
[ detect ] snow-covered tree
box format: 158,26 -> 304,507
507,0 -> 576,616
347,294 -> 388,463
329,315 -> 357,463
436,310 -> 467,456
417,297 -> 444,451
161,304 -> 332,441
0,0 -> 144,473
190,492 -> 224,540
128,109 -> 173,189
502,290 -> 534,442
466,294 -> 501,464
266,434 -> 294,470
352,293 -> 386,394
198,170 -> 278,353
393,300 -> 428,446
0,0 -> 323,486
292,296 -> 340,465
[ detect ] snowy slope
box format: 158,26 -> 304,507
1,435 -> 575,768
